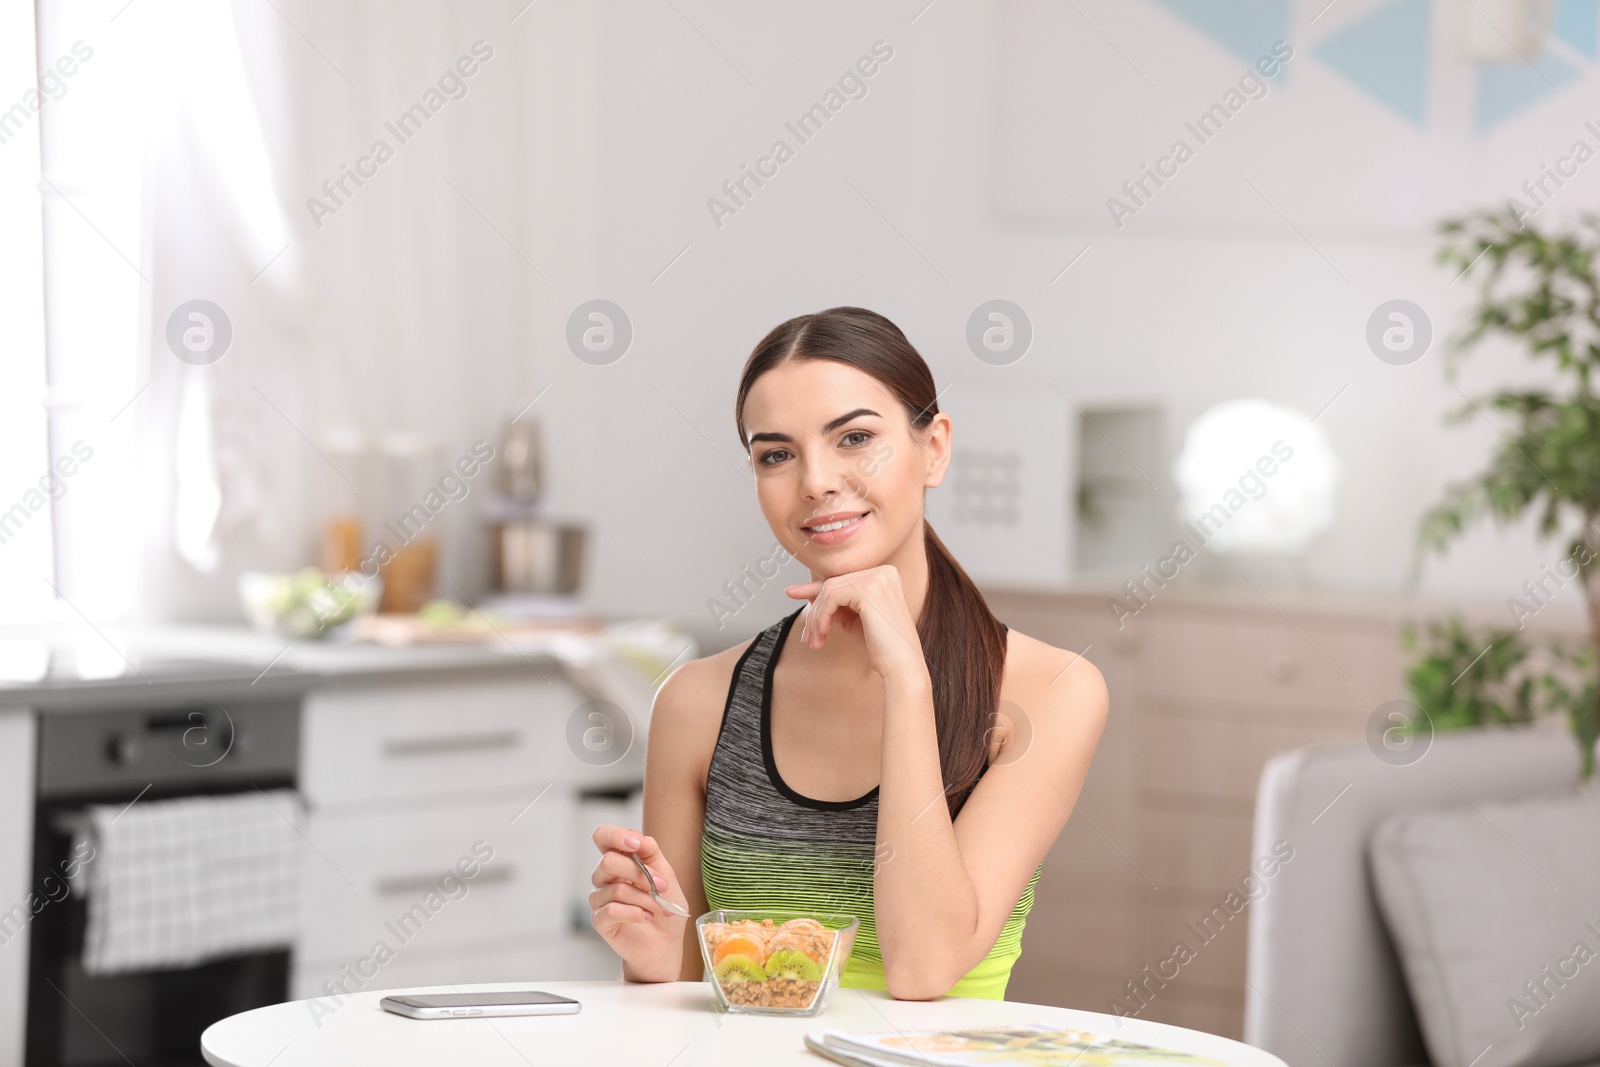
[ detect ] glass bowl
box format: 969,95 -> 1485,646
696,909 -> 859,1016
238,568 -> 381,640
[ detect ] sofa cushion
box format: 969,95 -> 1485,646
1369,788 -> 1600,1067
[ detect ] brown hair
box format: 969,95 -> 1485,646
734,306 -> 1006,820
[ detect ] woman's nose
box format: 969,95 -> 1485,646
801,456 -> 864,504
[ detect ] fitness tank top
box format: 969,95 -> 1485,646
700,605 -> 1042,1000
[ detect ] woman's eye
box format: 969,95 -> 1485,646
758,449 -> 791,466
842,430 -> 872,447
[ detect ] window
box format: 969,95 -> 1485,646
0,0 -> 55,621
37,1 -> 146,619
2,0 -> 151,622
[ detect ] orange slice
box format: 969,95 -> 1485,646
713,933 -> 768,966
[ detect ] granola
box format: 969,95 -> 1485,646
702,916 -> 838,1011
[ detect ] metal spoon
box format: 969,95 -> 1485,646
631,852 -> 691,918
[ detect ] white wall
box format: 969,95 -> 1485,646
566,0 -> 1598,643
140,0 -> 1599,646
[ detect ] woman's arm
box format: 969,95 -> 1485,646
873,638 -> 1109,999
628,650 -> 735,982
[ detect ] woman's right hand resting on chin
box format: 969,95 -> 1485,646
589,824 -> 690,982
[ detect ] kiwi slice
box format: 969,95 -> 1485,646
712,954 -> 767,984
762,948 -> 822,981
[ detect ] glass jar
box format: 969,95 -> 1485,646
317,428 -> 369,574
371,432 -> 444,614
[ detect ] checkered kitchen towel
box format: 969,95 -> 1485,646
78,789 -> 301,974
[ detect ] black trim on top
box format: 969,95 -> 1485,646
705,621 -> 770,800
761,606 -> 881,811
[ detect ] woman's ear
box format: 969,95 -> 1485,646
923,412 -> 953,488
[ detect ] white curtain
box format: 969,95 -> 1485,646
35,0 -> 592,622
136,0 -> 553,620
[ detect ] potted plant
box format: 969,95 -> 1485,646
1398,615 -> 1538,731
1412,206 -> 1600,778
1396,614 -> 1595,776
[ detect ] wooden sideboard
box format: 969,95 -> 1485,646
984,581 -> 1589,1038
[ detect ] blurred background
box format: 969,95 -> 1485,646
3,0 -> 1600,1065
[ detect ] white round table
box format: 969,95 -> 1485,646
201,980 -> 1289,1067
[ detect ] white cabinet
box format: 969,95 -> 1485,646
295,794 -> 572,963
288,930 -> 625,1002
293,671 -> 642,995
300,674 -> 640,807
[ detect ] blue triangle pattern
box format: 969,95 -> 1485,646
1146,0 -> 1291,64
1553,0 -> 1599,57
1476,51 -> 1583,130
1314,0 -> 1431,127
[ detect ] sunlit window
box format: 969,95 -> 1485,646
34,0 -> 147,619
0,0 -> 55,621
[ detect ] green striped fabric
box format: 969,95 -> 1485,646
699,607 -> 1040,1001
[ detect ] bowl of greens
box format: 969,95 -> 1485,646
238,568 -> 382,639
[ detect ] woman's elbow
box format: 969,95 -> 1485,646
884,963 -> 956,1001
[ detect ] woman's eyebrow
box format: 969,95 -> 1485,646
748,408 -> 881,445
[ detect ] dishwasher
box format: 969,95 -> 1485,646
28,691 -> 301,1067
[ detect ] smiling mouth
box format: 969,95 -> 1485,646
802,512 -> 868,533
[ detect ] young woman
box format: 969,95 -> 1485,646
589,306 -> 1108,1001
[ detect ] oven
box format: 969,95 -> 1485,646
27,695 -> 300,1067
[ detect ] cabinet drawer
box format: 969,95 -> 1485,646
1136,805 -> 1253,897
291,933 -> 572,1000
1134,715 -> 1363,801
1138,984 -> 1244,1040
1018,875 -> 1133,970
301,677 -> 618,805
295,793 -> 572,963
1146,615 -> 1398,713
1132,896 -> 1250,993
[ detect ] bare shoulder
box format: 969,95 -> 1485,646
654,638 -> 750,718
647,637 -> 755,785
999,626 -> 1109,722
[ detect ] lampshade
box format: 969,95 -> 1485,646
1174,399 -> 1338,555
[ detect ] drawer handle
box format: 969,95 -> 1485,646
382,731 -> 520,757
374,866 -> 515,895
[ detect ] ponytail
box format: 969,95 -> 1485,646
920,519 -> 1007,819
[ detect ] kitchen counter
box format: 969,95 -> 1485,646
0,617 -> 689,713
0,615 -> 687,1067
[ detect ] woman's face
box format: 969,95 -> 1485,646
741,358 -> 951,577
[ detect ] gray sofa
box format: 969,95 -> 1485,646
1243,725 -> 1584,1067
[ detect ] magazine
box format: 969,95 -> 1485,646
804,1021 -> 1231,1067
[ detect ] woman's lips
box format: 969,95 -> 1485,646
802,512 -> 868,546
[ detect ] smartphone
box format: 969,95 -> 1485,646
378,991 -> 582,1020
